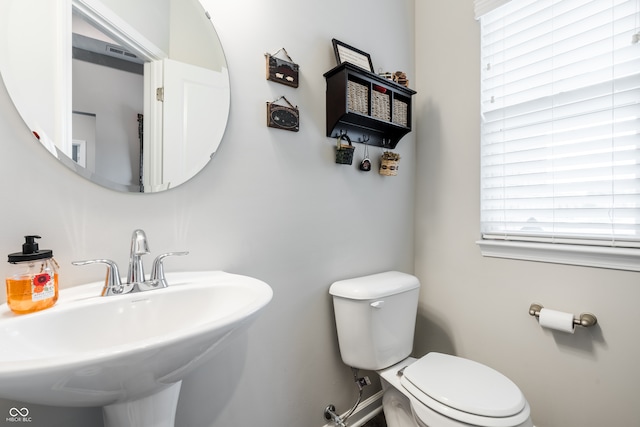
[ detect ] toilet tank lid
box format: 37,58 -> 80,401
329,271 -> 420,300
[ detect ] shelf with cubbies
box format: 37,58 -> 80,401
324,62 -> 416,149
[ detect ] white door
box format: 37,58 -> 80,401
161,58 -> 229,189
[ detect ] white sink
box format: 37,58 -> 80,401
0,271 -> 272,427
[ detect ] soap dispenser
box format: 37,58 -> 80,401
6,235 -> 59,314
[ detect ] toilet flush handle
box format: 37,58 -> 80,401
370,300 -> 385,309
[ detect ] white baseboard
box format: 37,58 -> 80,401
321,390 -> 384,427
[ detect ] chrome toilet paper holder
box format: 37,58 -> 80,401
529,303 -> 598,328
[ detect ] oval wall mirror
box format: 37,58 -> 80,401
0,0 -> 230,193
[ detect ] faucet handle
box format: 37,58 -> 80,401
150,252 -> 189,288
72,259 -> 126,296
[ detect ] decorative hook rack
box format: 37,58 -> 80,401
330,132 -> 391,148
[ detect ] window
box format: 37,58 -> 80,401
476,0 -> 640,271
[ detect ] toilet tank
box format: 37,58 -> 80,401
329,271 -> 420,370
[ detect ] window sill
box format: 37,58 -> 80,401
476,240 -> 640,272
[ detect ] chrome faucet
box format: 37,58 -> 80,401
127,229 -> 150,284
72,229 -> 188,296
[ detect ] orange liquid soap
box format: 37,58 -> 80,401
6,236 -> 59,315
6,272 -> 59,314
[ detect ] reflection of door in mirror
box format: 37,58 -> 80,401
0,0 -> 72,156
160,59 -> 228,191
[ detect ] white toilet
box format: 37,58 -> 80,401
329,271 -> 533,427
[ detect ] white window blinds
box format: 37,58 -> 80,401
475,0 -> 512,19
480,0 -> 640,248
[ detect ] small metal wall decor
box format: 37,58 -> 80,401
266,96 -> 299,132
265,48 -> 299,88
359,137 -> 371,171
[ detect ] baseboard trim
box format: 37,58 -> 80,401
321,390 -> 383,427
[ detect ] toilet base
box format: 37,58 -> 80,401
382,387 -> 467,427
382,387 -> 417,427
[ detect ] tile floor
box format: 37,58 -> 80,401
362,411 -> 386,427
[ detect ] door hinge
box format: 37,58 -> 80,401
156,87 -> 164,102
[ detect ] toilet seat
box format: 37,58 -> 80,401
400,353 -> 531,427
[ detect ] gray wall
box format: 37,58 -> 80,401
0,0 -> 414,426
414,2 -> 640,427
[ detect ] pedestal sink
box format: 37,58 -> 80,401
0,271 -> 272,427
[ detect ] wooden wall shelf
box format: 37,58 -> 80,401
324,63 -> 416,149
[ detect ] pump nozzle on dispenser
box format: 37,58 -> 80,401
22,235 -> 41,254
8,235 -> 53,263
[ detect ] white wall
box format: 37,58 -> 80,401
0,0 -> 414,426
102,0 -> 170,54
414,2 -> 640,427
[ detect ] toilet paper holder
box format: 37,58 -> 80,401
529,303 -> 598,328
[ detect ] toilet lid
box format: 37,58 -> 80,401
402,353 -> 526,418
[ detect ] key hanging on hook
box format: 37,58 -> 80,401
359,136 -> 371,172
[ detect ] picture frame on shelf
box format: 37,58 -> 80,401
331,39 -> 374,73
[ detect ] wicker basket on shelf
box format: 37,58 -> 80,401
372,91 -> 391,121
347,81 -> 369,115
393,99 -> 408,126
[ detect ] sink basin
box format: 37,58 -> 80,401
0,271 -> 272,426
